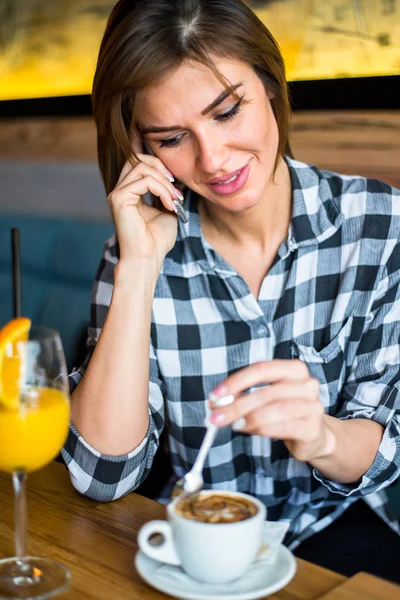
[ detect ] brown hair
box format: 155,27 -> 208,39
92,0 -> 292,195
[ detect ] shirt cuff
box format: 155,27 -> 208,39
62,413 -> 156,501
313,418 -> 400,497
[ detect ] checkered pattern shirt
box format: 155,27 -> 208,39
62,157 -> 400,549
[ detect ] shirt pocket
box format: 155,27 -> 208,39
291,317 -> 353,411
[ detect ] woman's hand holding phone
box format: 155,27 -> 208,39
107,143 -> 184,273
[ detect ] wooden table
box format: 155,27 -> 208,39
316,572 -> 400,599
0,462 -> 395,600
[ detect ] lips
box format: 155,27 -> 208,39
205,162 -> 250,196
207,166 -> 245,185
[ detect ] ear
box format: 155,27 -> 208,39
266,88 -> 275,100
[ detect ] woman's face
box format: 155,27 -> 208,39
138,57 -> 280,214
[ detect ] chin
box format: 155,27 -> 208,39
234,188 -> 264,208
216,195 -> 260,213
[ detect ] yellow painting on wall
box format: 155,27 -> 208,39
0,0 -> 399,101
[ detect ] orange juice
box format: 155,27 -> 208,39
0,387 -> 70,473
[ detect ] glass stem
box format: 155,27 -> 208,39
12,469 -> 28,563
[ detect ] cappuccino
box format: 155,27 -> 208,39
138,490 -> 266,583
175,492 -> 258,523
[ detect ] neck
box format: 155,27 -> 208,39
198,158 -> 292,252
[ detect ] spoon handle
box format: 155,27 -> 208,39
191,423 -> 218,474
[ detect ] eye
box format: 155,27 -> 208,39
156,96 -> 244,149
158,133 -> 185,148
215,98 -> 243,122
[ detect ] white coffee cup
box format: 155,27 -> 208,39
137,490 -> 266,583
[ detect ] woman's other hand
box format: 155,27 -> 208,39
209,360 -> 336,462
108,134 -> 183,269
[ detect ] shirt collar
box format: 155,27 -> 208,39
286,156 -> 344,249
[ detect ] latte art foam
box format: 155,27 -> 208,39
175,493 -> 258,523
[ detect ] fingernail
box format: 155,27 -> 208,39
232,417 -> 246,432
172,199 -> 189,223
210,394 -> 235,408
210,385 -> 228,398
164,169 -> 175,182
174,187 -> 184,201
210,412 -> 227,426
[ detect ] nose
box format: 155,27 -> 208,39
195,131 -> 230,175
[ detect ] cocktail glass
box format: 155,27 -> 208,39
0,324 -> 70,599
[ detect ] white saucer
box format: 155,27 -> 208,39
135,543 -> 296,600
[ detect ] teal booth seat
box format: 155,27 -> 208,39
0,211 -> 169,499
0,212 -> 114,371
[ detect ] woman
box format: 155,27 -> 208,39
62,0 -> 400,581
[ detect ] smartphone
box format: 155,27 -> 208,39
142,140 -> 189,223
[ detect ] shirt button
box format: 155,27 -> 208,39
257,325 -> 268,337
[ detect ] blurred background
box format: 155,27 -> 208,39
0,0 -> 398,100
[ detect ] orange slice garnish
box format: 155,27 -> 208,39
0,318 -> 31,410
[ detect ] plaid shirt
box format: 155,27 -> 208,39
63,157 -> 400,548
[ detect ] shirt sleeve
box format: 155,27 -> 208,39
61,235 -> 166,501
314,241 -> 400,497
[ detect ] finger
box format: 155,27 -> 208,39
136,152 -> 176,183
116,162 -> 182,202
116,153 -> 175,188
210,379 -> 319,423
238,397 -> 323,432
242,415 -> 319,441
211,360 -> 310,400
211,383 -> 320,427
110,175 -> 179,214
116,160 -> 136,187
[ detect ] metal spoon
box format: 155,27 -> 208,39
171,394 -> 235,499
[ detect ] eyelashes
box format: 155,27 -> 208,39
158,97 -> 244,149
159,136 -> 183,149
214,97 -> 243,123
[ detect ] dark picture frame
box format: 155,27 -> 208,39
0,75 -> 399,118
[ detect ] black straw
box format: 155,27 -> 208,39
11,228 -> 22,318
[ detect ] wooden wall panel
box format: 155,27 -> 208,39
0,117 -> 97,162
290,111 -> 400,189
0,111 -> 398,188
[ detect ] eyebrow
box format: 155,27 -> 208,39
140,82 -> 243,135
